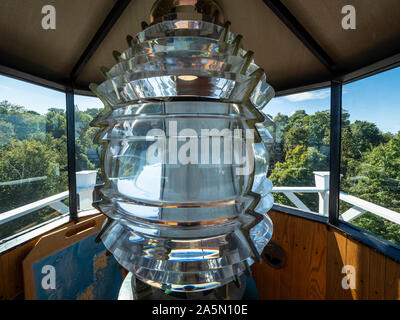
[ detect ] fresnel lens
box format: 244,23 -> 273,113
90,0 -> 275,294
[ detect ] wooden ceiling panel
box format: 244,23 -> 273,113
0,0 -> 399,94
283,0 -> 400,73
218,0 -> 332,92
0,0 -> 116,82
78,0 -> 332,92
76,0 -> 153,86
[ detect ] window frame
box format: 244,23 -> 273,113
0,82 -> 97,254
274,67 -> 400,264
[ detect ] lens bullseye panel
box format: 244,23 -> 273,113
91,19 -> 275,292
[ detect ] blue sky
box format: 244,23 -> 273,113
0,75 -> 103,113
0,66 -> 399,133
266,66 -> 400,133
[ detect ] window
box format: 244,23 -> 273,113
340,67 -> 400,246
265,88 -> 331,215
0,76 -> 68,239
74,95 -> 103,212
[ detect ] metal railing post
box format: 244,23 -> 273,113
314,171 -> 330,216
76,170 -> 98,211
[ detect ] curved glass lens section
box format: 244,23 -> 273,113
119,37 -> 235,61
136,20 -> 234,43
97,70 -> 258,107
91,19 -> 275,292
109,51 -> 247,78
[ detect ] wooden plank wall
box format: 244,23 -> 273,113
252,210 -> 400,300
326,230 -> 400,299
252,210 -> 327,299
0,239 -> 35,299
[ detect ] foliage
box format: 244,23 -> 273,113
343,134 -> 400,243
0,137 -> 67,211
0,100 -> 101,238
269,109 -> 400,245
269,146 -> 327,211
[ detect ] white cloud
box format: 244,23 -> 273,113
284,90 -> 330,102
0,84 -> 11,91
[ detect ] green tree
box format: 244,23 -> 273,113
75,108 -> 100,171
0,100 -> 24,114
0,137 -> 67,213
0,100 -> 45,141
83,108 -> 103,119
46,108 -> 66,139
277,110 -> 331,156
341,133 -> 400,244
269,108 -> 400,245
0,119 -> 14,147
0,102 -> 104,238
269,145 -> 328,211
350,121 -> 385,158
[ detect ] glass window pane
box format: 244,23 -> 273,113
340,67 -> 400,246
0,75 -> 68,239
266,88 -> 331,215
74,95 -> 103,212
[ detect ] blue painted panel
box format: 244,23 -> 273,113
33,234 -> 123,300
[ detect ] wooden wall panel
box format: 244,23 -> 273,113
0,241 -> 35,299
0,250 -> 5,299
253,210 -> 400,300
384,258 -> 400,299
368,250 -> 386,299
303,218 -> 327,299
326,230 -> 352,299
252,211 -> 288,299
252,210 -> 327,299
0,214 -> 100,300
278,212 -> 297,299
345,238 -> 370,299
326,231 -> 400,300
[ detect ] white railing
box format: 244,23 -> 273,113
0,191 -> 69,225
0,170 -> 98,226
272,171 -> 400,225
0,176 -> 47,187
339,192 -> 400,225
0,171 -> 399,228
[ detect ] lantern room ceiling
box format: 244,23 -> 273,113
0,0 -> 399,96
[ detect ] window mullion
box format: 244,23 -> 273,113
328,80 -> 343,225
66,88 -> 78,222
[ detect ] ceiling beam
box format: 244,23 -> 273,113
0,62 -> 69,93
262,0 -> 337,75
70,0 -> 132,82
340,52 -> 400,84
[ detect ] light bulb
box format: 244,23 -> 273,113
177,75 -> 199,81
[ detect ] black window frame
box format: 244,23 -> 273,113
273,66 -> 400,264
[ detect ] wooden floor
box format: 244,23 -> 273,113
252,210 -> 400,300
